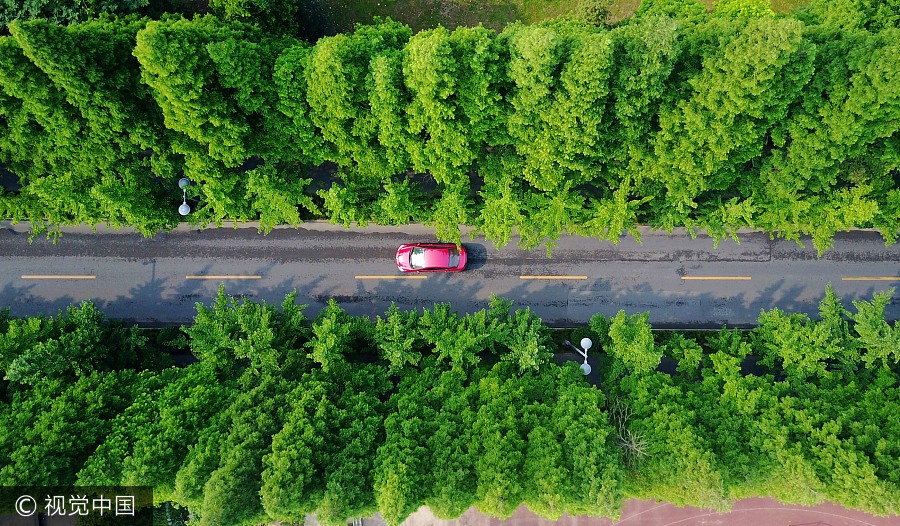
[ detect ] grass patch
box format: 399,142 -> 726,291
295,0 -> 813,41
699,0 -> 810,12
768,0 -> 812,13
295,0 -> 594,39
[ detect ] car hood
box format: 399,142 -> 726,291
396,246 -> 412,268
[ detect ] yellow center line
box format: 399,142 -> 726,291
681,276 -> 752,281
842,277 -> 898,281
520,275 -> 588,280
21,275 -> 96,279
356,275 -> 428,279
186,275 -> 262,280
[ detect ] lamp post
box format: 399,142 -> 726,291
178,177 -> 191,216
564,337 -> 592,375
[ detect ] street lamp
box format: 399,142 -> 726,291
178,177 -> 191,216
564,337 -> 592,375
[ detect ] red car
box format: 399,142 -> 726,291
396,243 -> 467,273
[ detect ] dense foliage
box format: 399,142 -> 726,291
0,286 -> 898,524
0,0 -> 148,32
0,0 -> 898,252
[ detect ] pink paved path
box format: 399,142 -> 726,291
395,499 -> 900,526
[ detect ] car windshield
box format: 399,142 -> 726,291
448,249 -> 460,267
410,247 -> 427,269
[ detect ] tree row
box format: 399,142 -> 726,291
0,0 -> 899,252
0,287 -> 898,524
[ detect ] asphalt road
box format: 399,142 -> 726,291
1,221 -> 898,327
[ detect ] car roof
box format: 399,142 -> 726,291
411,246 -> 452,269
